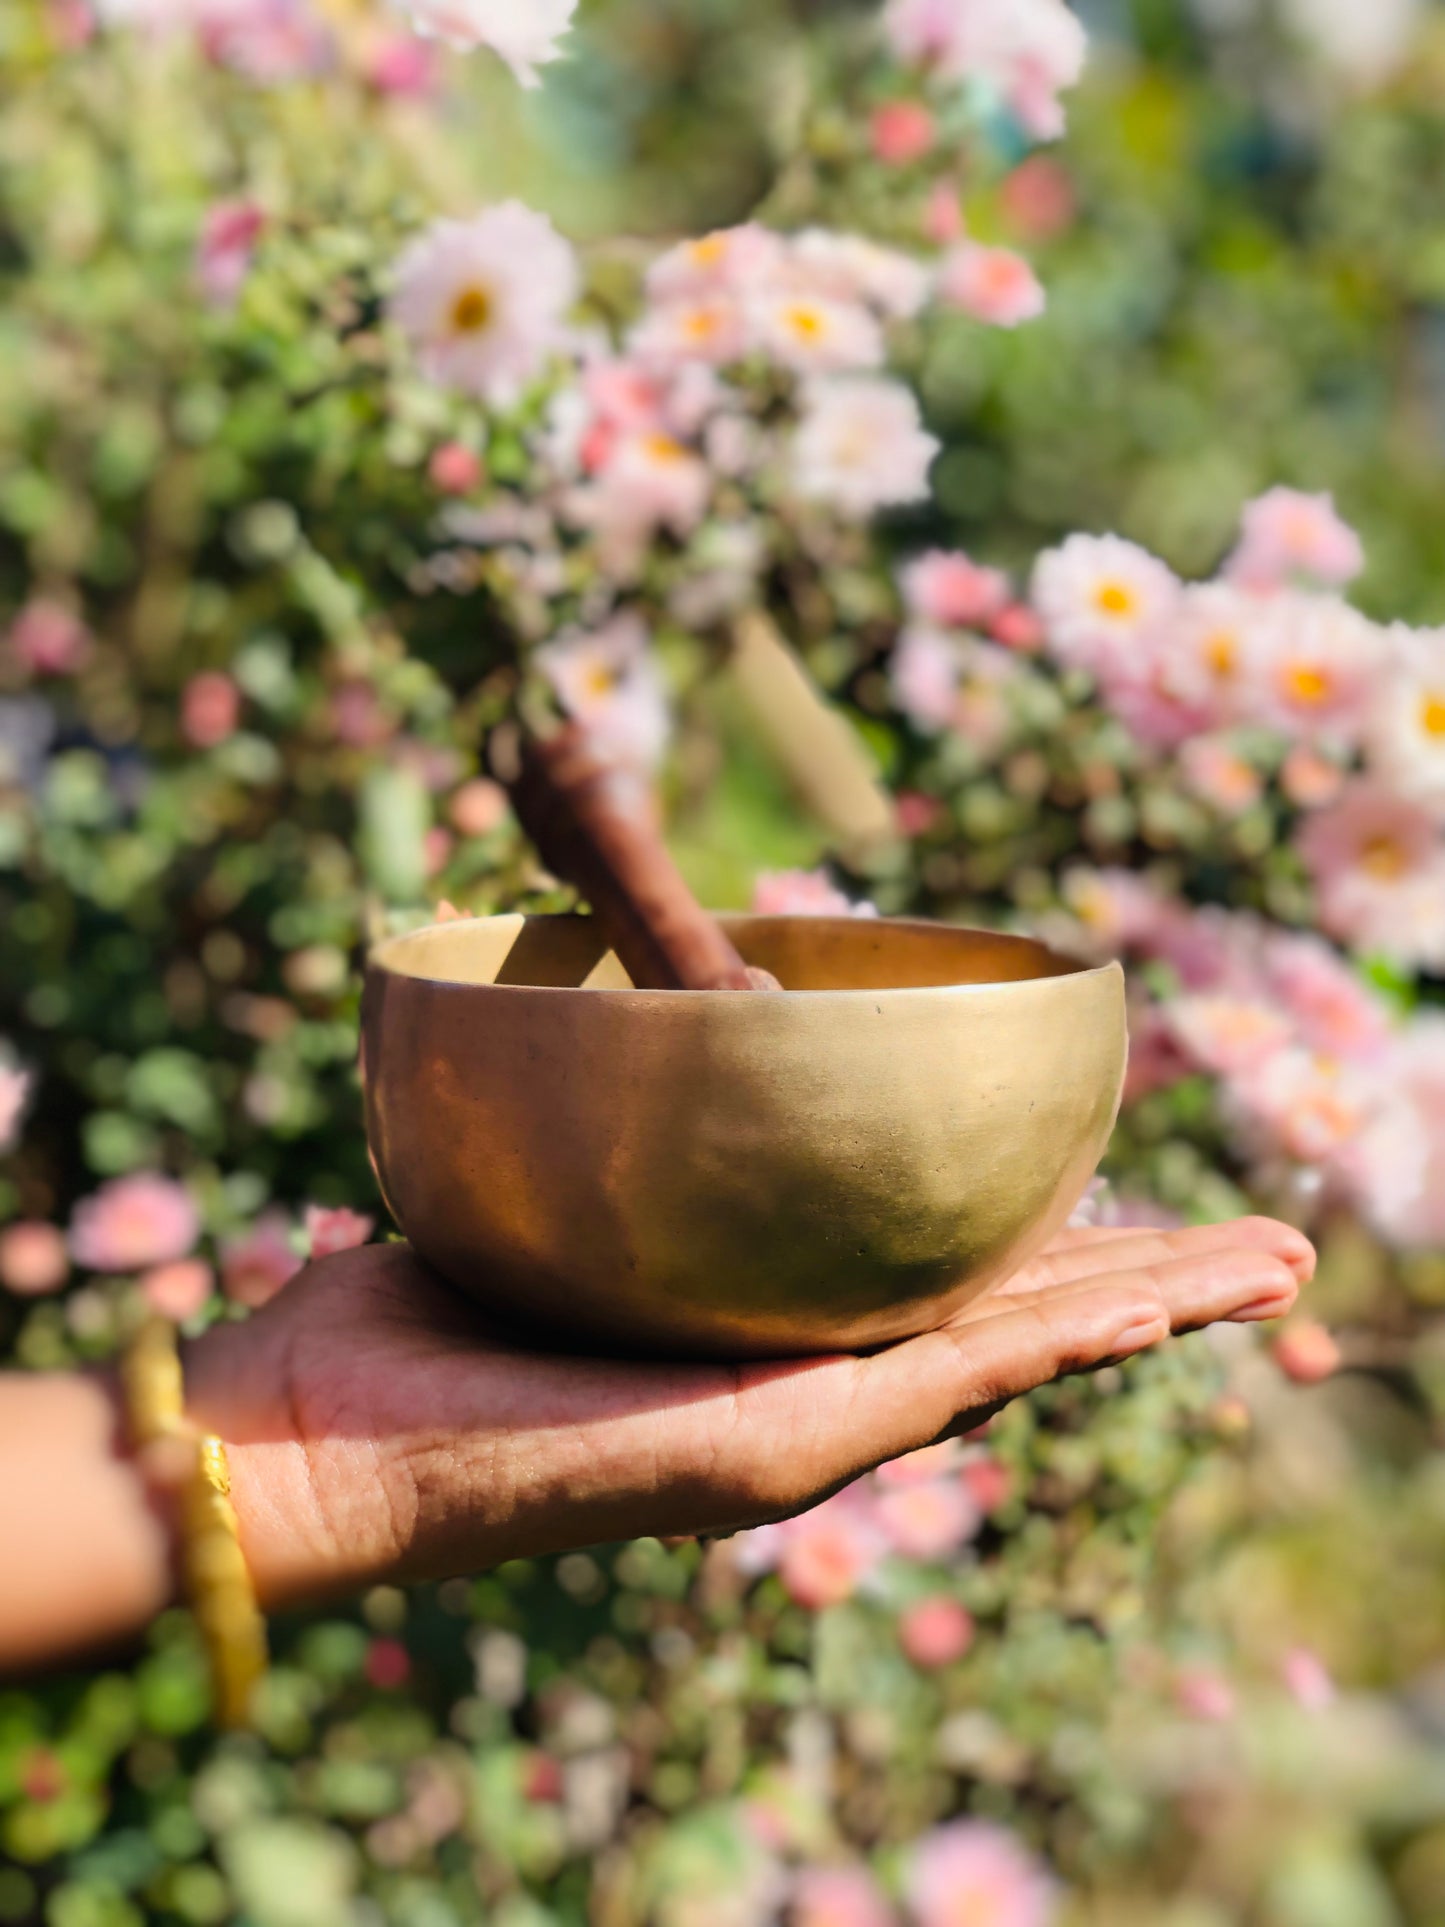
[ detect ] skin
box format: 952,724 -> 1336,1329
0,1217 -> 1313,1673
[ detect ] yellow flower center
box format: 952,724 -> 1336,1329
784,303 -> 827,342
449,284 -> 493,334
1420,692 -> 1445,739
642,433 -> 688,464
683,307 -> 721,341
1283,663 -> 1333,706
688,234 -> 727,269
1094,581 -> 1136,618
1204,632 -> 1237,678
582,664 -> 620,700
1360,834 -> 1409,881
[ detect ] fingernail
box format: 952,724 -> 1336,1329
1231,1293 -> 1296,1322
1110,1313 -> 1168,1358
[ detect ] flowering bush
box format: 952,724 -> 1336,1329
2,0 -> 1445,1922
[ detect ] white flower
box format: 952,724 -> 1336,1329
646,225 -> 788,303
629,296 -> 751,368
789,377 -> 939,519
1367,626 -> 1445,813
389,0 -> 576,83
748,293 -> 885,374
1030,533 -> 1180,679
1240,591 -> 1383,747
786,230 -> 933,320
1278,0 -> 1421,86
537,613 -> 670,771
389,204 -> 578,403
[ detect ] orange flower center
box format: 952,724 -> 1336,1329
688,234 -> 727,269
683,307 -> 721,341
1094,581 -> 1136,618
1420,692 -> 1445,739
1204,632 -> 1237,678
1283,663 -> 1333,706
582,664 -> 620,700
784,303 -> 827,341
642,433 -> 688,464
449,284 -> 492,334
1360,834 -> 1409,881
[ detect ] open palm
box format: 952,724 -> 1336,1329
187,1218 -> 1312,1610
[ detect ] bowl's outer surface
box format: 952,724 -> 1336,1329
361,915 -> 1127,1360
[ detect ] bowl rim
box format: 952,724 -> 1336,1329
365,912 -> 1124,1004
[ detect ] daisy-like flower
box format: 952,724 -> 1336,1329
936,242 -> 1045,327
629,295 -> 750,369
890,625 -> 962,732
1296,780 -> 1445,965
1225,486 -> 1365,591
1159,582 -> 1265,724
903,1819 -> 1058,1927
646,224 -> 787,303
389,204 -> 578,404
1030,533 -> 1180,679
1165,995 -> 1294,1077
1241,592 -> 1382,747
1366,625 -> 1445,812
388,0 -> 575,83
1177,736 -> 1264,814
790,1865 -> 895,1927
749,292 -> 885,374
789,376 -> 939,518
1339,1018 -> 1445,1247
537,612 -> 671,772
1229,1047 -> 1373,1164
1261,932 -> 1392,1063
787,229 -> 933,319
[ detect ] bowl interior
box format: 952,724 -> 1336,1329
370,912 -> 1091,996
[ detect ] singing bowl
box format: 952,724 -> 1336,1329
361,914 -> 1126,1360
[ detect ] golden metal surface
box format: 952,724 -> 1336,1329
362,914 -> 1127,1360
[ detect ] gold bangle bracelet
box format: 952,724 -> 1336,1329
120,1317 -> 267,1731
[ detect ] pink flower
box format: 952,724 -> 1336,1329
1123,1001 -> 1192,1103
750,293 -> 885,374
428,442 -> 484,494
389,204 -> 579,404
386,0 -> 575,84
882,0 -> 1087,141
961,1455 -> 1011,1513
141,1259 -> 215,1321
0,1222 -> 69,1297
1161,583 -> 1265,724
5,598 -> 90,676
537,613 -> 671,773
789,231 -> 933,319
1367,624 -> 1445,813
923,180 -> 965,244
1226,487 -> 1364,591
217,1212 -> 301,1307
899,1597 -> 974,1669
904,1820 -> 1057,1927
70,1175 -> 200,1274
900,550 -> 1011,630
181,671 -> 241,749
871,100 -> 936,165
875,1441 -> 960,1487
792,1866 -> 896,1927
1281,1647 -> 1336,1710
646,224 -> 787,304
201,0 -> 333,84
329,680 -> 395,749
1260,934 -> 1391,1062
1242,593 -> 1381,747
1000,156 -> 1076,240
936,243 -> 1045,327
1165,995 -> 1293,1077
890,626 -> 960,733
1295,782 -> 1445,966
448,777 -> 509,838
362,28 -> 436,94
1281,745 -> 1346,809
873,1478 -> 980,1560
1031,534 -> 1179,681
1175,1668 -> 1236,1722
989,603 -> 1043,651
789,376 -> 939,519
196,199 -> 266,308
895,791 -> 942,837
1060,866 -> 1173,953
1339,1019 -> 1445,1247
778,1505 -> 884,1610
1177,737 -> 1263,814
0,1066 -> 30,1154
1229,1048 -> 1371,1163
753,870 -> 874,918
1272,1319 -> 1342,1385
306,1205 -> 375,1260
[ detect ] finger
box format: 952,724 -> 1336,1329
952,1240 -> 1300,1335
1001,1217 -> 1315,1296
831,1282 -> 1170,1470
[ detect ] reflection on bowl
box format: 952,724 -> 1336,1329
361,913 -> 1126,1360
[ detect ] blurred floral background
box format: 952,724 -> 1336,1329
3,0 -> 1445,1921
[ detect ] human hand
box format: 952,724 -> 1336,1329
186,1217 -> 1312,1609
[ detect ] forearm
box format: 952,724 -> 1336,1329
0,1372 -> 177,1670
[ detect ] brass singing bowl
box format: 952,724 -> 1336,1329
361,914 -> 1127,1360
